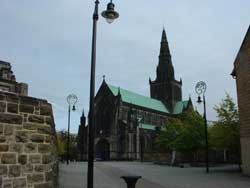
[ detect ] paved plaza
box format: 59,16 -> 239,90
59,162 -> 250,188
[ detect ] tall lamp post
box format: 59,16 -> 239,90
87,1 -> 119,188
66,94 -> 78,165
195,81 -> 209,173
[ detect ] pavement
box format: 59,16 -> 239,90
59,162 -> 250,188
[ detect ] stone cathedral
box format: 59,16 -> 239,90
77,29 -> 193,161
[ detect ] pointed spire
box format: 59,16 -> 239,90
157,28 -> 174,81
161,28 -> 167,43
159,28 -> 171,58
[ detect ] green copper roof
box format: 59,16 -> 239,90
107,84 -> 169,113
141,123 -> 156,130
173,100 -> 189,114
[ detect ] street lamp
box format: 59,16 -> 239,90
87,1 -> 119,188
195,81 -> 209,173
66,94 -> 78,165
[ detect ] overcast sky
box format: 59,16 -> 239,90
0,0 -> 249,133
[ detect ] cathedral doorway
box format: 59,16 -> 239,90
95,139 -> 110,161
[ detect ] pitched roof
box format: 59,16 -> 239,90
173,100 -> 189,114
107,84 -> 169,113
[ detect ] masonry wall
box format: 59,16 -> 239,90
234,36 -> 250,176
0,92 -> 58,188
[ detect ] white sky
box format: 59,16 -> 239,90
0,0 -> 249,133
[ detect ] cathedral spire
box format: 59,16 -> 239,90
159,28 -> 171,57
156,28 -> 175,82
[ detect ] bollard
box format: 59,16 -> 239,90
121,176 -> 142,188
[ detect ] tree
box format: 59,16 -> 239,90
209,93 -> 240,162
155,111 -> 205,163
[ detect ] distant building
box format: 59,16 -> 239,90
77,110 -> 88,160
0,60 -> 28,96
78,29 -> 193,161
231,25 -> 250,176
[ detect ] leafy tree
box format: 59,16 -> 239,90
155,111 -> 205,162
209,93 -> 240,162
57,130 -> 79,161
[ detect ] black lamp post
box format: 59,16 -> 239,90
195,81 -> 209,173
66,94 -> 78,165
87,1 -> 119,188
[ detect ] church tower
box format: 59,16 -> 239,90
149,29 -> 182,113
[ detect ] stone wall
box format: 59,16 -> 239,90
232,26 -> 250,176
0,92 -> 58,187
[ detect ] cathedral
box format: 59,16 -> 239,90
77,29 -> 193,161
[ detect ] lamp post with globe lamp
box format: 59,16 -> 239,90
195,81 -> 209,173
87,1 -> 119,188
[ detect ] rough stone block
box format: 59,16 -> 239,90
45,171 -> 53,181
7,103 -> 18,113
15,131 -> 29,142
40,105 -> 52,116
2,153 -> 16,164
9,143 -> 23,153
30,134 -> 44,143
34,165 -> 44,172
25,143 -> 37,153
42,155 -> 52,164
19,104 -> 34,114
38,126 -> 51,135
0,94 -> 5,100
13,178 -> 26,188
18,154 -> 27,165
27,174 -> 44,184
23,123 -> 37,130
2,179 -> 12,188
0,114 -> 22,125
6,95 -> 19,103
0,135 -> 6,143
45,117 -> 52,125
9,165 -> 21,177
28,115 -> 44,124
0,144 -> 8,152
4,125 -> 13,135
29,154 -> 41,164
34,182 -> 52,188
20,96 -> 39,106
38,144 -> 51,154
0,165 -> 7,176
21,164 -> 33,173
0,124 -> 3,134
45,136 -> 52,143
0,102 -> 6,112
3,183 -> 12,188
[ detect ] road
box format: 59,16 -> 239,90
59,162 -> 250,188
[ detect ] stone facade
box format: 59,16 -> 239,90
0,92 -> 58,188
232,26 -> 250,176
0,61 -> 28,96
